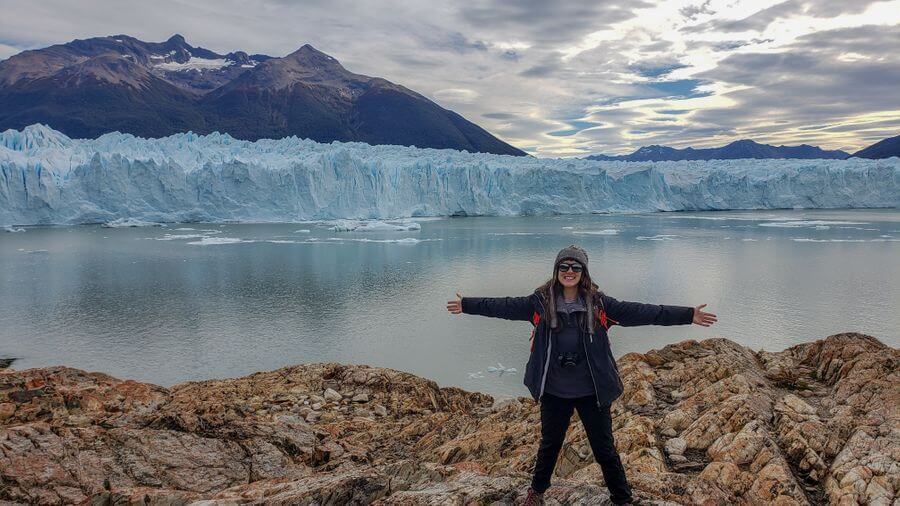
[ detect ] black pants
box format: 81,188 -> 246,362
531,393 -> 633,504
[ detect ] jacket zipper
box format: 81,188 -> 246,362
582,328 -> 602,409
536,294 -> 552,401
584,295 -> 602,408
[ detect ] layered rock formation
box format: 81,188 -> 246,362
0,332 -> 896,505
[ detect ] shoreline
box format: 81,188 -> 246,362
1,333 -> 896,504
4,206 -> 900,229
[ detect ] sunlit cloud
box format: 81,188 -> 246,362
432,88 -> 480,104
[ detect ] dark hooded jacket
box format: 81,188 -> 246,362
461,289 -> 693,406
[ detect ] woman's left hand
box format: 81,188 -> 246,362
693,304 -> 718,326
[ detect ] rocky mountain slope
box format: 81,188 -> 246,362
852,134 -> 900,159
0,35 -> 525,156
0,332 -> 896,504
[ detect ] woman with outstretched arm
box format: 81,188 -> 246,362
446,245 -> 717,506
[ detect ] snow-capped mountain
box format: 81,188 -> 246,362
2,125 -> 897,226
0,35 -> 525,156
587,139 -> 850,162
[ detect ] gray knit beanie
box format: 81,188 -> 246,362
555,245 -> 589,270
549,245 -> 594,334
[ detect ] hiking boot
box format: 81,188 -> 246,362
522,486 -> 545,506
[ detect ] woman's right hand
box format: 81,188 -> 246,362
446,292 -> 463,314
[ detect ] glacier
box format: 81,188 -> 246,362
1,124 -> 898,226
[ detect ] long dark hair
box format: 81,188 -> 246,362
536,261 -> 600,332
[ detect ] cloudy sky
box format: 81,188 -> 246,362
1,0 -> 899,157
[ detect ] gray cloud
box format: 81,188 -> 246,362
684,1 -> 799,33
684,0 -> 886,34
482,112 -> 519,120
412,29 -> 488,54
519,61 -> 561,78
680,0 -> 715,20
691,38 -> 774,52
458,0 -> 653,44
388,53 -> 442,68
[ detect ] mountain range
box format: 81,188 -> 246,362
586,136 -> 899,161
0,34 -> 526,156
586,139 -> 851,162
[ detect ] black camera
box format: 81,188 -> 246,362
557,351 -> 582,368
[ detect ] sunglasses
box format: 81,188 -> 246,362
557,263 -> 583,273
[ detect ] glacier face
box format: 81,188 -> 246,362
1,124 -> 898,226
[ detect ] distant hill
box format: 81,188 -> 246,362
586,139 -> 849,161
0,34 -> 525,156
851,134 -> 900,159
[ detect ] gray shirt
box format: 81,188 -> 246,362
544,293 -> 596,399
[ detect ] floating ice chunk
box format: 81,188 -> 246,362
741,238 -> 758,241
154,233 -> 209,241
636,234 -> 679,241
661,215 -> 795,222
467,371 -> 484,379
294,229 -> 312,233
486,363 -> 517,377
791,238 -> 867,242
373,237 -> 421,244
759,220 -> 866,228
573,229 -> 619,235
186,237 -> 247,245
328,219 -> 421,232
327,237 -> 424,244
4,226 -> 25,232
103,218 -> 162,228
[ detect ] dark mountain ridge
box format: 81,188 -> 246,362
586,139 -> 850,161
0,35 -> 525,155
851,134 -> 900,159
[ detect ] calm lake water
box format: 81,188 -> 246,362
1,209 -> 898,398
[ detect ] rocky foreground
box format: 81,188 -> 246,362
0,333 -> 897,505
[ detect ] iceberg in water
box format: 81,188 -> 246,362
328,219 -> 422,232
1,124 -> 898,226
